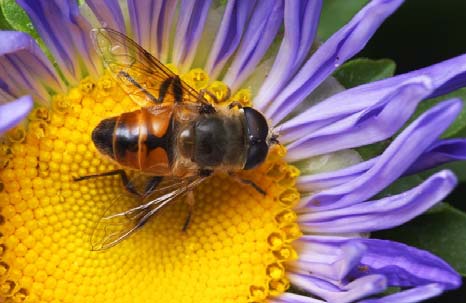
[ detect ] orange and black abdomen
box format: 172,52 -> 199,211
92,106 -> 174,175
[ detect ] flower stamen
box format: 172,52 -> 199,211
0,70 -> 302,302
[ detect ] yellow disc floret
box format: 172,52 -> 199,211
0,71 -> 300,303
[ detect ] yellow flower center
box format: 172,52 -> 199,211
0,71 -> 301,303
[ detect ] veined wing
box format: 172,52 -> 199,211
91,28 -> 202,107
90,175 -> 205,251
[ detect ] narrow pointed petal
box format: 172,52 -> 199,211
297,159 -> 375,192
271,292 -> 324,303
290,239 -> 366,281
298,170 -> 456,233
298,138 -> 466,192
360,283 -> 444,303
265,0 -> 404,123
406,138 -> 466,174
288,273 -> 387,303
297,237 -> 461,299
86,0 -> 126,33
0,31 -> 65,104
350,239 -> 461,290
204,0 -> 256,79
299,99 -> 462,210
173,0 -> 212,72
280,54 -> 466,142
0,96 -> 33,133
286,78 -> 432,161
222,0 -> 284,91
254,0 -> 322,111
17,0 -> 98,82
127,0 -> 177,62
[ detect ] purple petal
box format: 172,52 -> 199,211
0,96 -> 33,133
204,0 -> 256,79
86,0 -> 126,33
286,78 -> 432,161
298,138 -> 466,192
0,31 -> 65,104
271,293 -> 324,303
288,272 -> 387,303
222,0 -> 284,91
360,283 -> 444,303
17,0 -> 98,82
280,54 -> 466,143
290,239 -> 366,281
254,0 -> 322,111
173,0 -> 212,72
297,236 -> 461,299
298,170 -> 457,233
298,99 -> 462,210
264,0 -> 404,123
297,159 -> 376,192
350,239 -> 461,290
127,0 -> 177,62
406,139 -> 466,174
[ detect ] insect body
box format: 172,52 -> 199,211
92,101 -> 272,178
77,28 -> 277,250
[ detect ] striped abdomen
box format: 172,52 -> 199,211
92,106 -> 174,175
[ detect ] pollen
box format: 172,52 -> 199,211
0,72 -> 300,303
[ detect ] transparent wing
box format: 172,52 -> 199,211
90,175 -> 205,251
91,28 -> 202,107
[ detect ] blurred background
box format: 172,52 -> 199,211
358,0 -> 466,301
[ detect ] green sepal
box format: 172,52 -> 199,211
374,204 -> 466,276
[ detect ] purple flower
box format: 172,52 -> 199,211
0,0 -> 464,302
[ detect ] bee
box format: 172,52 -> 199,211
75,28 -> 278,250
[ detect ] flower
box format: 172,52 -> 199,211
0,0 -> 465,302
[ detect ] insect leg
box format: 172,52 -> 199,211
74,169 -> 141,196
143,176 -> 163,196
182,191 -> 195,232
228,101 -> 243,109
228,172 -> 266,196
172,76 -> 183,103
157,77 -> 174,103
117,71 -> 159,104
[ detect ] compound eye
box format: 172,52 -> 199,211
243,107 -> 268,142
244,141 -> 268,170
243,107 -> 270,169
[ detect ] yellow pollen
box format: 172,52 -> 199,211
0,71 -> 301,302
205,80 -> 231,104
181,68 -> 210,91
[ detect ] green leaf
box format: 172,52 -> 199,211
0,0 -> 38,38
318,0 -> 369,41
375,174 -> 424,198
333,58 -> 396,89
356,141 -> 389,160
408,88 -> 466,138
419,161 -> 466,183
374,205 -> 466,276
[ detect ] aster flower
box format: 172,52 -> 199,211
0,0 -> 465,302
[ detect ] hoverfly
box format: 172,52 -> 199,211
75,28 -> 278,250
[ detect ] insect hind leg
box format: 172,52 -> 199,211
117,71 -> 159,104
74,170 -> 162,197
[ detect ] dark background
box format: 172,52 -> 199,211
359,0 -> 466,301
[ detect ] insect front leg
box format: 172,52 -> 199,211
228,101 -> 243,109
182,191 -> 195,232
228,172 -> 266,196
